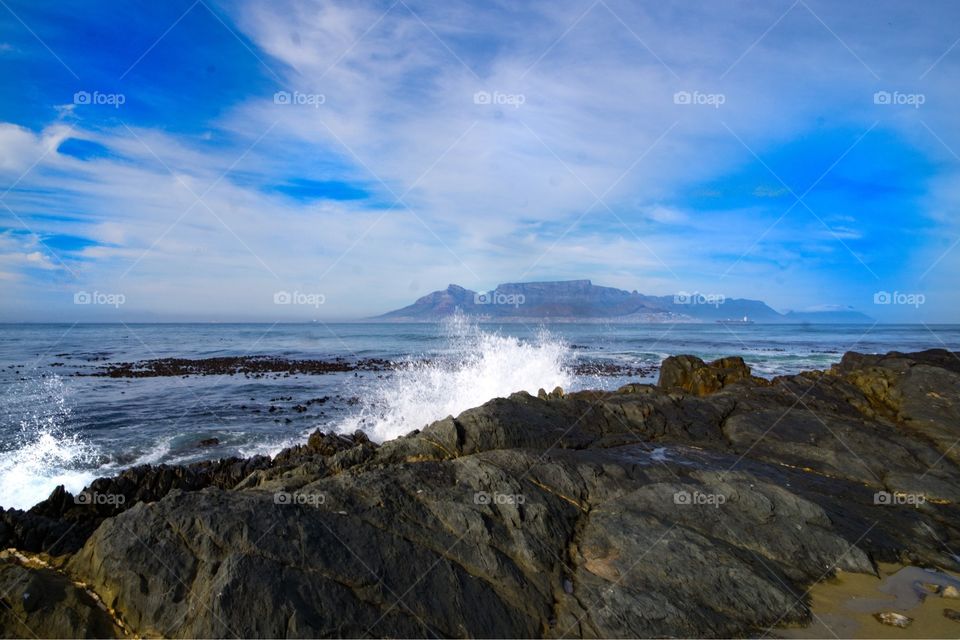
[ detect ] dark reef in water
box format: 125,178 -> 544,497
3,349 -> 960,637
83,355 -> 652,379
84,355 -> 395,378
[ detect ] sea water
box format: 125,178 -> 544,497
0,320 -> 957,509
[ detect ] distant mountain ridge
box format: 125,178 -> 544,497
376,280 -> 873,323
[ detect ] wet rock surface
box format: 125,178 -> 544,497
4,348 -> 960,637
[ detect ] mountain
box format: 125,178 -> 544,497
375,280 -> 873,323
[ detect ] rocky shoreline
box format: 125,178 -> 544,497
3,349 -> 960,638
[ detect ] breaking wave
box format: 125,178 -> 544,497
0,375 -> 101,510
339,314 -> 573,442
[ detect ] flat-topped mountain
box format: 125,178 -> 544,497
376,280 -> 872,323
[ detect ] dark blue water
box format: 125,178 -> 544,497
1,321 -> 957,509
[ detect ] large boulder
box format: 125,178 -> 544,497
67,448 -> 877,638
832,349 -> 960,464
658,355 -> 761,395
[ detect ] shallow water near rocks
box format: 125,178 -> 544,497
779,563 -> 960,639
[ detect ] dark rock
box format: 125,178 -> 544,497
197,437 -> 220,447
831,349 -> 960,464
88,355 -> 394,378
658,354 -> 762,395
0,554 -> 122,638
7,349 -> 960,637
270,429 -> 374,468
0,456 -> 272,555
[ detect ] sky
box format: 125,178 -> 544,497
0,0 -> 958,322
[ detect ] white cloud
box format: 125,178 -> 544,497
0,232 -> 59,278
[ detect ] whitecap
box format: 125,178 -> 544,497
0,375 -> 101,510
338,313 -> 574,442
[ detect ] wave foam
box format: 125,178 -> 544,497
339,314 -> 573,442
0,376 -> 101,510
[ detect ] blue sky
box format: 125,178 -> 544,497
0,0 -> 958,321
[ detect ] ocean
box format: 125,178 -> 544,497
1,320 -> 957,510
